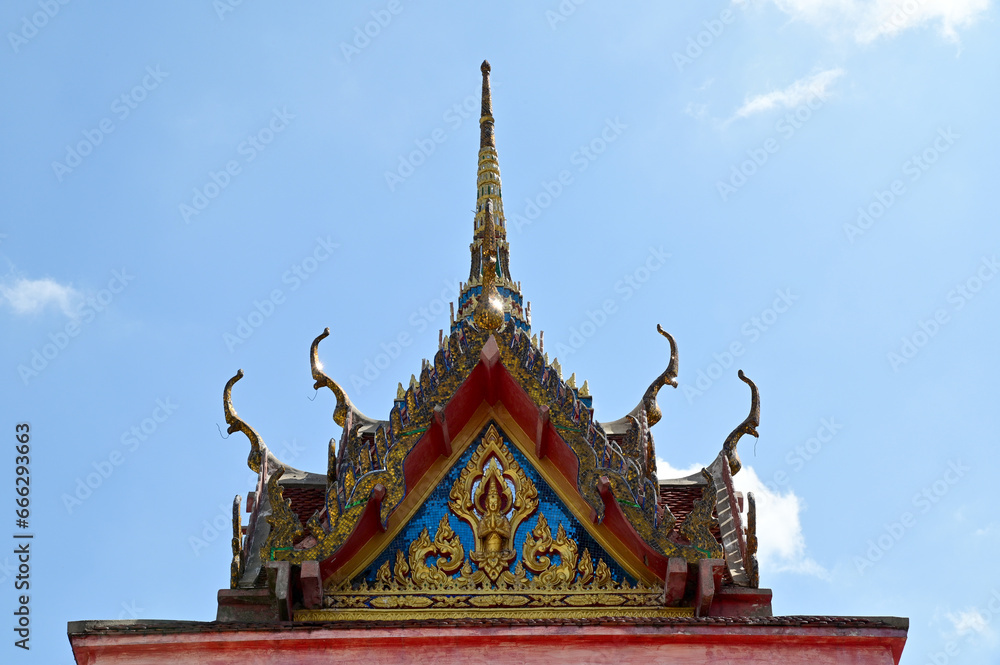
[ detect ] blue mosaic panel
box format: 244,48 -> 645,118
352,422 -> 635,586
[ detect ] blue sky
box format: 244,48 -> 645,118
1,1 -> 998,663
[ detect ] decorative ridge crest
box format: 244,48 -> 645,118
722,369 -> 760,476
311,327 -> 375,427
223,369 -> 267,473
629,324 -> 679,427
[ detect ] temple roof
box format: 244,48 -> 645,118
218,61 -> 768,622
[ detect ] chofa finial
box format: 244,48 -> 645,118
722,369 -> 760,475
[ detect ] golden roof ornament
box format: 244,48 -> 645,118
472,199 -> 506,332
453,60 -> 529,334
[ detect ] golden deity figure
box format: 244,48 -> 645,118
478,476 -> 512,555
448,427 -> 539,584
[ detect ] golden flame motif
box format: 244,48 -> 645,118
522,513 -> 579,587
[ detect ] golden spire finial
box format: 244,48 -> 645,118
452,61 -> 530,335
480,60 -> 494,149
473,199 -> 505,332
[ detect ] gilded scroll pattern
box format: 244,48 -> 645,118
327,485 -> 664,614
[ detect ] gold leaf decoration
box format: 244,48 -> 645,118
577,549 -> 594,586
393,550 -> 410,587
449,425 -> 538,583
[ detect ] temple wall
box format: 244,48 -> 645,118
71,624 -> 907,665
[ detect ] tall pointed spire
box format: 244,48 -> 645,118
452,60 -> 530,334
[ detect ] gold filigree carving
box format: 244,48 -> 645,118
449,425 -> 538,582
393,550 -> 410,587
577,549 -> 594,585
376,560 -> 392,587
522,513 -> 578,587
409,514 -> 466,588
594,559 -> 613,588
456,561 -> 489,588
473,201 -> 505,332
262,468 -> 305,551
678,469 -> 724,559
321,427 -> 676,615
298,607 -> 695,622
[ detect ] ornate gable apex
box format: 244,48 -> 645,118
309,420 -> 685,621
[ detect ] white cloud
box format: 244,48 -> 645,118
684,102 -> 709,121
733,68 -> 844,119
975,523 -> 997,537
658,458 -> 828,580
947,607 -> 994,640
0,277 -> 82,318
856,0 -> 991,43
657,458 -> 705,479
734,466 -> 830,579
744,0 -> 992,44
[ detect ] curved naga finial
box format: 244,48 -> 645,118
224,369 -> 265,473
632,324 -> 678,427
722,369 -> 760,476
311,327 -> 354,428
